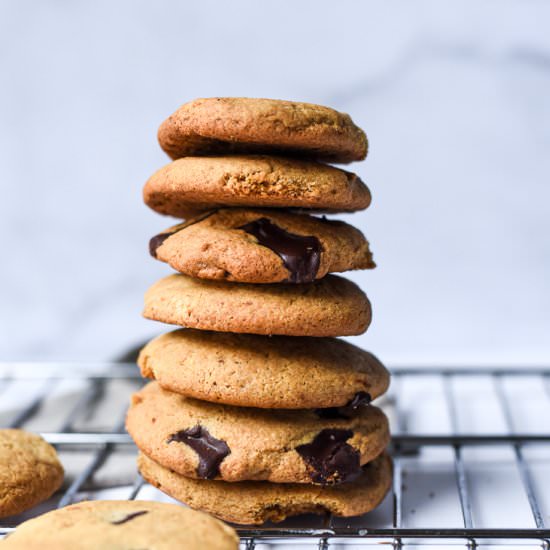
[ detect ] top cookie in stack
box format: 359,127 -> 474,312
130,97 -> 391,525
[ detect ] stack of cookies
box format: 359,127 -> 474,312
127,98 -> 392,525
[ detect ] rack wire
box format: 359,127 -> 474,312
1,362 -> 549,548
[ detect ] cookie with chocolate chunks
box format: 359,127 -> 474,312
143,155 -> 371,219
143,273 -> 371,337
126,382 -> 389,484
150,209 -> 375,284
157,97 -> 368,163
139,451 -> 392,525
138,329 -> 389,409
1,500 -> 238,550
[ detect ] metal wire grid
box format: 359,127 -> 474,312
0,363 -> 549,549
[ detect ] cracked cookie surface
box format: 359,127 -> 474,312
143,155 -> 371,219
0,429 -> 64,518
150,208 -> 375,284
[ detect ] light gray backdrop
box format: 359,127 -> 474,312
1,0 -> 549,364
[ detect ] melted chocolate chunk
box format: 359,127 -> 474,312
296,429 -> 361,485
111,510 -> 148,525
149,231 -> 175,258
318,215 -> 346,227
167,425 -> 230,479
238,217 -> 322,283
315,392 -> 372,419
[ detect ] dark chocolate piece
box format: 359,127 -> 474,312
315,392 -> 372,419
318,215 -> 346,227
111,510 -> 148,525
295,429 -> 361,484
149,231 -> 175,258
238,217 -> 322,283
167,425 -> 230,479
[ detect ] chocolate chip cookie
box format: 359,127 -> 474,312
143,273 -> 371,337
157,97 -> 368,163
0,429 -> 64,518
139,451 -> 392,525
138,329 -> 389,409
143,155 -> 371,219
1,500 -> 238,549
150,209 -> 375,284
126,382 -> 389,485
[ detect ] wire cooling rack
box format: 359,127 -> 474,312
0,362 -> 549,549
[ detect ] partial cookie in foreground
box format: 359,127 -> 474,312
143,273 -> 371,337
139,452 -> 392,525
150,209 -> 375,284
0,429 -> 64,518
138,329 -> 390,409
157,97 -> 368,163
126,382 -> 390,484
143,156 -> 371,219
1,500 -> 238,550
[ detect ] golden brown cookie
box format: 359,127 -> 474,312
126,382 -> 390,485
0,429 -> 64,518
138,329 -> 390,409
143,273 -> 371,337
157,97 -> 368,163
139,452 -> 392,525
150,209 -> 375,284
1,500 -> 238,549
143,156 -> 371,219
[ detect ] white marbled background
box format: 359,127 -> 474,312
1,0 -> 549,365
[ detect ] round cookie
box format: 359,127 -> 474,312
157,97 -> 368,164
1,500 -> 238,549
0,429 -> 64,518
138,329 -> 390,409
126,382 -> 390,485
143,273 -> 371,337
143,155 -> 371,219
150,209 -> 375,284
138,452 -> 392,525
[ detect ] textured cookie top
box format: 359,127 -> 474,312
143,273 -> 371,337
138,329 -> 390,409
143,155 -> 371,219
1,500 -> 239,549
158,97 -> 368,163
139,451 -> 392,525
126,382 -> 390,485
0,429 -> 64,518
150,208 -> 375,284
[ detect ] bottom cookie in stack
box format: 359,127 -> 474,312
127,372 -> 391,524
138,451 -> 392,525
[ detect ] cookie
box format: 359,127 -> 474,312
139,451 -> 392,525
150,209 -> 375,284
138,329 -> 390,409
1,500 -> 238,549
143,273 -> 371,337
126,382 -> 389,485
0,429 -> 64,518
143,155 -> 371,219
157,97 -> 368,163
